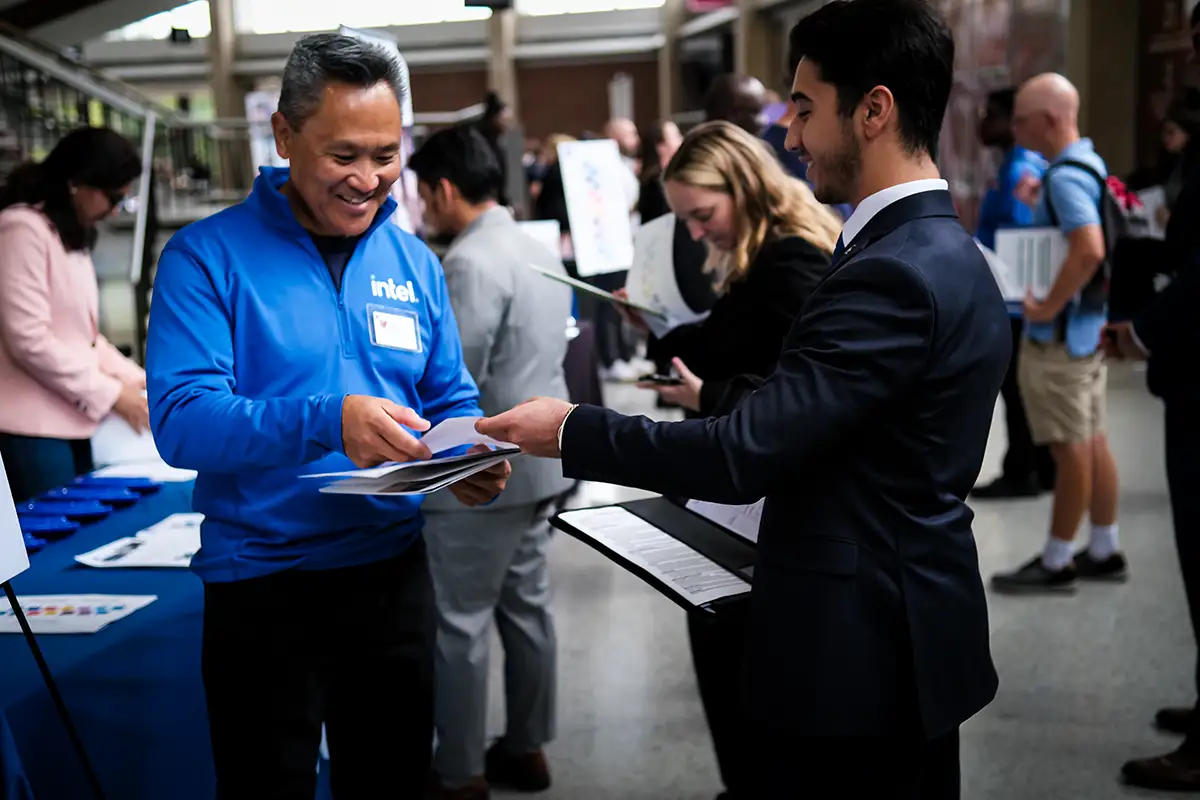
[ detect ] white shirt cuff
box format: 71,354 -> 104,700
557,405 -> 578,453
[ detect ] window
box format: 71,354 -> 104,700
233,0 -> 492,34
104,1 -> 212,41
516,0 -> 665,14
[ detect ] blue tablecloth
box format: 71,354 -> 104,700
0,483 -> 336,799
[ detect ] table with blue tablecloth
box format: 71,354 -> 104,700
0,482 -> 338,799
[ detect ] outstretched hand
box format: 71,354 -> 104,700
475,398 -> 575,459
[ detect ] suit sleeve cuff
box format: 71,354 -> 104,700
557,404 -> 578,453
1128,323 -> 1151,357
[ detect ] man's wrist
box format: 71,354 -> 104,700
557,404 -> 578,453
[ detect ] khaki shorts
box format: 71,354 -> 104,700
1018,339 -> 1107,445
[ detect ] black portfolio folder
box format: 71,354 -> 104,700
551,496 -> 757,614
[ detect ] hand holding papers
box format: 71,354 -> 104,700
310,417 -> 516,498
340,395 -> 433,469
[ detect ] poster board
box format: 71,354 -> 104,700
244,89 -> 285,173
0,454 -> 28,584
625,214 -> 712,338
557,139 -> 636,277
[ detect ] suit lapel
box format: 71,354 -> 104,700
828,190 -> 960,272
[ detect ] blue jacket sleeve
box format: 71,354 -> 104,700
415,253 -> 481,426
146,245 -> 345,473
560,256 -> 935,503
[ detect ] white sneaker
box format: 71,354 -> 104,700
605,360 -> 641,383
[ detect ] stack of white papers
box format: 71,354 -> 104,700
685,499 -> 765,544
309,418 -> 519,496
0,594 -> 157,634
75,513 -> 203,569
90,414 -> 197,482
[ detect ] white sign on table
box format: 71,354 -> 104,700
75,513 -> 203,570
625,214 -> 712,339
0,594 -> 157,635
0,455 -> 29,585
557,139 -> 636,278
991,227 -> 1067,301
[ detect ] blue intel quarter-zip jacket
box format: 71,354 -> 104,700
146,167 -> 481,583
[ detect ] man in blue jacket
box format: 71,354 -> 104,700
146,33 -> 510,798
970,87 -> 1054,499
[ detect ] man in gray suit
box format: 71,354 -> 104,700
409,126 -> 573,800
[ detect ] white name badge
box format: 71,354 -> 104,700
369,306 -> 422,353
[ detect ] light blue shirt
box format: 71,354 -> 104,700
1025,138 -> 1108,357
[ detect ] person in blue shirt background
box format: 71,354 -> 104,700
146,33 -> 510,797
971,87 -> 1055,500
992,73 -> 1124,595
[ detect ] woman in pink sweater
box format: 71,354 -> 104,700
0,128 -> 147,501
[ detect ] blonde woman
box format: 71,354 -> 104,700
622,119 -> 843,418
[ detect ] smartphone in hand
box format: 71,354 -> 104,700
639,373 -> 683,386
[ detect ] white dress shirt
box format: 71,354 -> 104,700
841,178 -> 949,247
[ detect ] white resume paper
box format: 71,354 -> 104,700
558,506 -> 750,606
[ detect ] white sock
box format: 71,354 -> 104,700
1042,537 -> 1075,571
1088,523 -> 1119,560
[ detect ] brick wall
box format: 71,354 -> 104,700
408,58 -> 660,140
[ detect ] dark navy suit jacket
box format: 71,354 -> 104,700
561,190 -> 1011,739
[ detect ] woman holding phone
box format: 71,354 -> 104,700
617,120 -> 841,799
620,120 -> 841,417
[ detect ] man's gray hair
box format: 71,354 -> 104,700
278,32 -> 408,129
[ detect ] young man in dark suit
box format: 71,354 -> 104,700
477,1 -> 1010,797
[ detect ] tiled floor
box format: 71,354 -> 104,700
483,365 -> 1187,799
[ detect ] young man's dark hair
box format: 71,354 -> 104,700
409,125 -> 502,204
789,0 -> 954,159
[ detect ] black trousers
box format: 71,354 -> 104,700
1000,317 -> 1055,486
202,540 -> 436,799
688,600 -> 753,795
754,726 -> 961,799
1164,402 -> 1200,747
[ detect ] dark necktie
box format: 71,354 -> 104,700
832,234 -> 846,263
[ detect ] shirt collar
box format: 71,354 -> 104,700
842,178 -> 949,246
